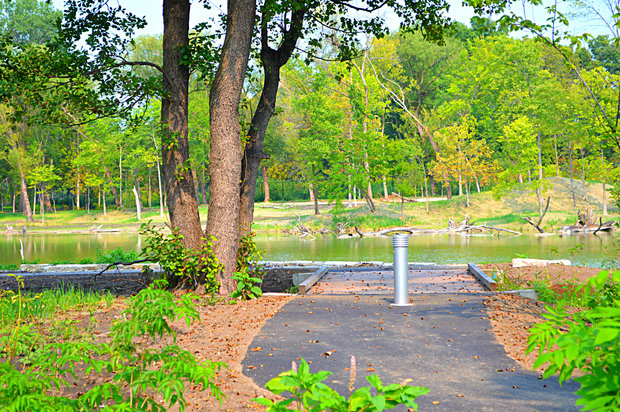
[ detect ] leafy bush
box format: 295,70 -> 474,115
140,223 -> 221,293
254,358 -> 429,411
0,278 -> 225,410
95,247 -> 140,264
527,270 -> 620,411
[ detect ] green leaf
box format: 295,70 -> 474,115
594,328 -> 619,345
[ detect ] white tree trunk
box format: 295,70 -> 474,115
132,186 -> 141,221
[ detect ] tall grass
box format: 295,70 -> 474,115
0,279 -> 114,329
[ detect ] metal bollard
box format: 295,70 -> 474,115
392,234 -> 411,306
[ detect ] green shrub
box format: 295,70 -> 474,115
527,270 -> 620,411
0,278 -> 225,410
139,223 -> 221,293
96,246 -> 140,264
254,358 -> 429,411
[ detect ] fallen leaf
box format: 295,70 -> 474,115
250,347 -> 262,352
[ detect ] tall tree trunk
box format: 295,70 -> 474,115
206,0 -> 256,294
76,176 -> 80,210
580,150 -> 587,201
192,167 -> 200,204
309,183 -> 315,203
32,185 -> 36,216
102,181 -> 107,216
553,135 -> 560,176
148,167 -> 152,208
383,175 -> 388,199
199,166 -> 208,205
118,147 -> 122,208
132,186 -> 142,221
161,0 -> 204,255
537,131 -> 543,180
134,174 -> 143,210
262,165 -> 270,203
19,175 -> 33,222
601,146 -> 607,215
312,186 -> 319,215
567,135 -> 576,209
238,8 -> 303,236
103,166 -> 121,208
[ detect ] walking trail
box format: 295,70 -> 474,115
243,266 -> 580,411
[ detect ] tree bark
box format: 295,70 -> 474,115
262,164 -> 270,202
199,166 -> 208,205
19,175 -> 33,222
161,0 -> 204,252
312,186 -> 319,215
238,8 -> 304,237
132,186 -> 142,221
103,166 -> 121,208
206,0 -> 256,294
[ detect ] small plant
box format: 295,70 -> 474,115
96,246 -> 141,264
140,222 -> 221,293
286,285 -> 299,294
527,270 -> 620,412
254,358 -> 429,411
231,271 -> 263,300
231,232 -> 264,300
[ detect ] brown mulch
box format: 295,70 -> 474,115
480,263 -> 604,373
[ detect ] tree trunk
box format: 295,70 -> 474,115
309,183 -> 315,202
206,0 -> 256,294
567,135 -> 576,209
134,174 -> 143,210
383,175 -> 388,199
199,166 -> 208,205
103,166 -> 121,208
262,164 -> 270,202
312,186 -> 320,215
554,135 -> 559,176
238,9 -> 303,236
102,181 -> 107,216
192,167 -> 200,204
32,185 -> 36,216
537,131 -> 543,180
148,167 -> 152,208
601,146 -> 607,215
19,175 -> 33,222
161,0 -> 204,255
132,186 -> 142,221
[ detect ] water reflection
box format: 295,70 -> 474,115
0,232 -> 616,267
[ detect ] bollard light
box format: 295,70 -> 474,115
392,234 -> 412,306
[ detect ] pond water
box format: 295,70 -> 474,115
0,232 -> 617,268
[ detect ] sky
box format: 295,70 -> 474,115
50,0 -> 614,39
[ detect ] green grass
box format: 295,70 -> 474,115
0,281 -> 115,329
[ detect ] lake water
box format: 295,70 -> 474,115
0,232 -> 617,267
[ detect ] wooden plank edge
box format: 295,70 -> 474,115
467,263 -> 497,291
299,266 -> 328,294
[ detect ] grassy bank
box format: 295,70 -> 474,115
1,177 -> 618,234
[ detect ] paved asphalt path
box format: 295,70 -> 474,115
243,294 -> 580,411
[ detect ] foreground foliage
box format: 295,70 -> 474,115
527,270 -> 620,411
140,223 -> 221,293
0,277 -> 225,410
254,358 -> 429,411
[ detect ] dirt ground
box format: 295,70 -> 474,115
480,263 -> 603,373
6,263 -> 609,410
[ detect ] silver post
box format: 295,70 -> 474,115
392,234 -> 411,306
